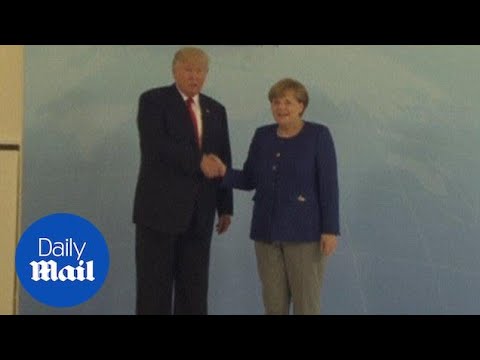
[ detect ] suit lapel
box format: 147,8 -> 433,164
199,95 -> 212,151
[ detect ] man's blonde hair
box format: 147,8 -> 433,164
172,47 -> 209,70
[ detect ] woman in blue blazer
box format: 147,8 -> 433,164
213,78 -> 340,314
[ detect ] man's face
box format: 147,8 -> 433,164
173,59 -> 208,98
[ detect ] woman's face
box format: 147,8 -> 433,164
270,90 -> 304,127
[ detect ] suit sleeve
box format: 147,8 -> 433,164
317,127 -> 340,235
222,129 -> 258,191
216,106 -> 234,216
137,92 -> 201,176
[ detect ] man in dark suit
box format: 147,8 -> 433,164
133,47 -> 233,315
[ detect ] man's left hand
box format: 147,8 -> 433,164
216,214 -> 231,235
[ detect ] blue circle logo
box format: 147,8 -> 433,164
15,213 -> 109,308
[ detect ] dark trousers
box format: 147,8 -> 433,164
135,218 -> 212,315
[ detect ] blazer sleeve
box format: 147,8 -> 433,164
316,127 -> 340,235
215,105 -> 234,216
137,92 -> 201,176
222,129 -> 258,191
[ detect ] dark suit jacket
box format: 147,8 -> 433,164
222,122 -> 339,242
133,84 -> 233,235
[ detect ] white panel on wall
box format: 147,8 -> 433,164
0,148 -> 19,315
0,46 -> 23,144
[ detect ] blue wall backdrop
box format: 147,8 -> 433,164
21,45 -> 480,314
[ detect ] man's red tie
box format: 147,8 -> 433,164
186,97 -> 201,148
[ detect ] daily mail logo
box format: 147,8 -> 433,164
16,214 -> 109,308
31,238 -> 94,282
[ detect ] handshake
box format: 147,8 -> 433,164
201,154 -> 227,179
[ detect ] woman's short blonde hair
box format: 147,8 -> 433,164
268,78 -> 309,114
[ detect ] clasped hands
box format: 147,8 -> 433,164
201,154 -> 227,179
